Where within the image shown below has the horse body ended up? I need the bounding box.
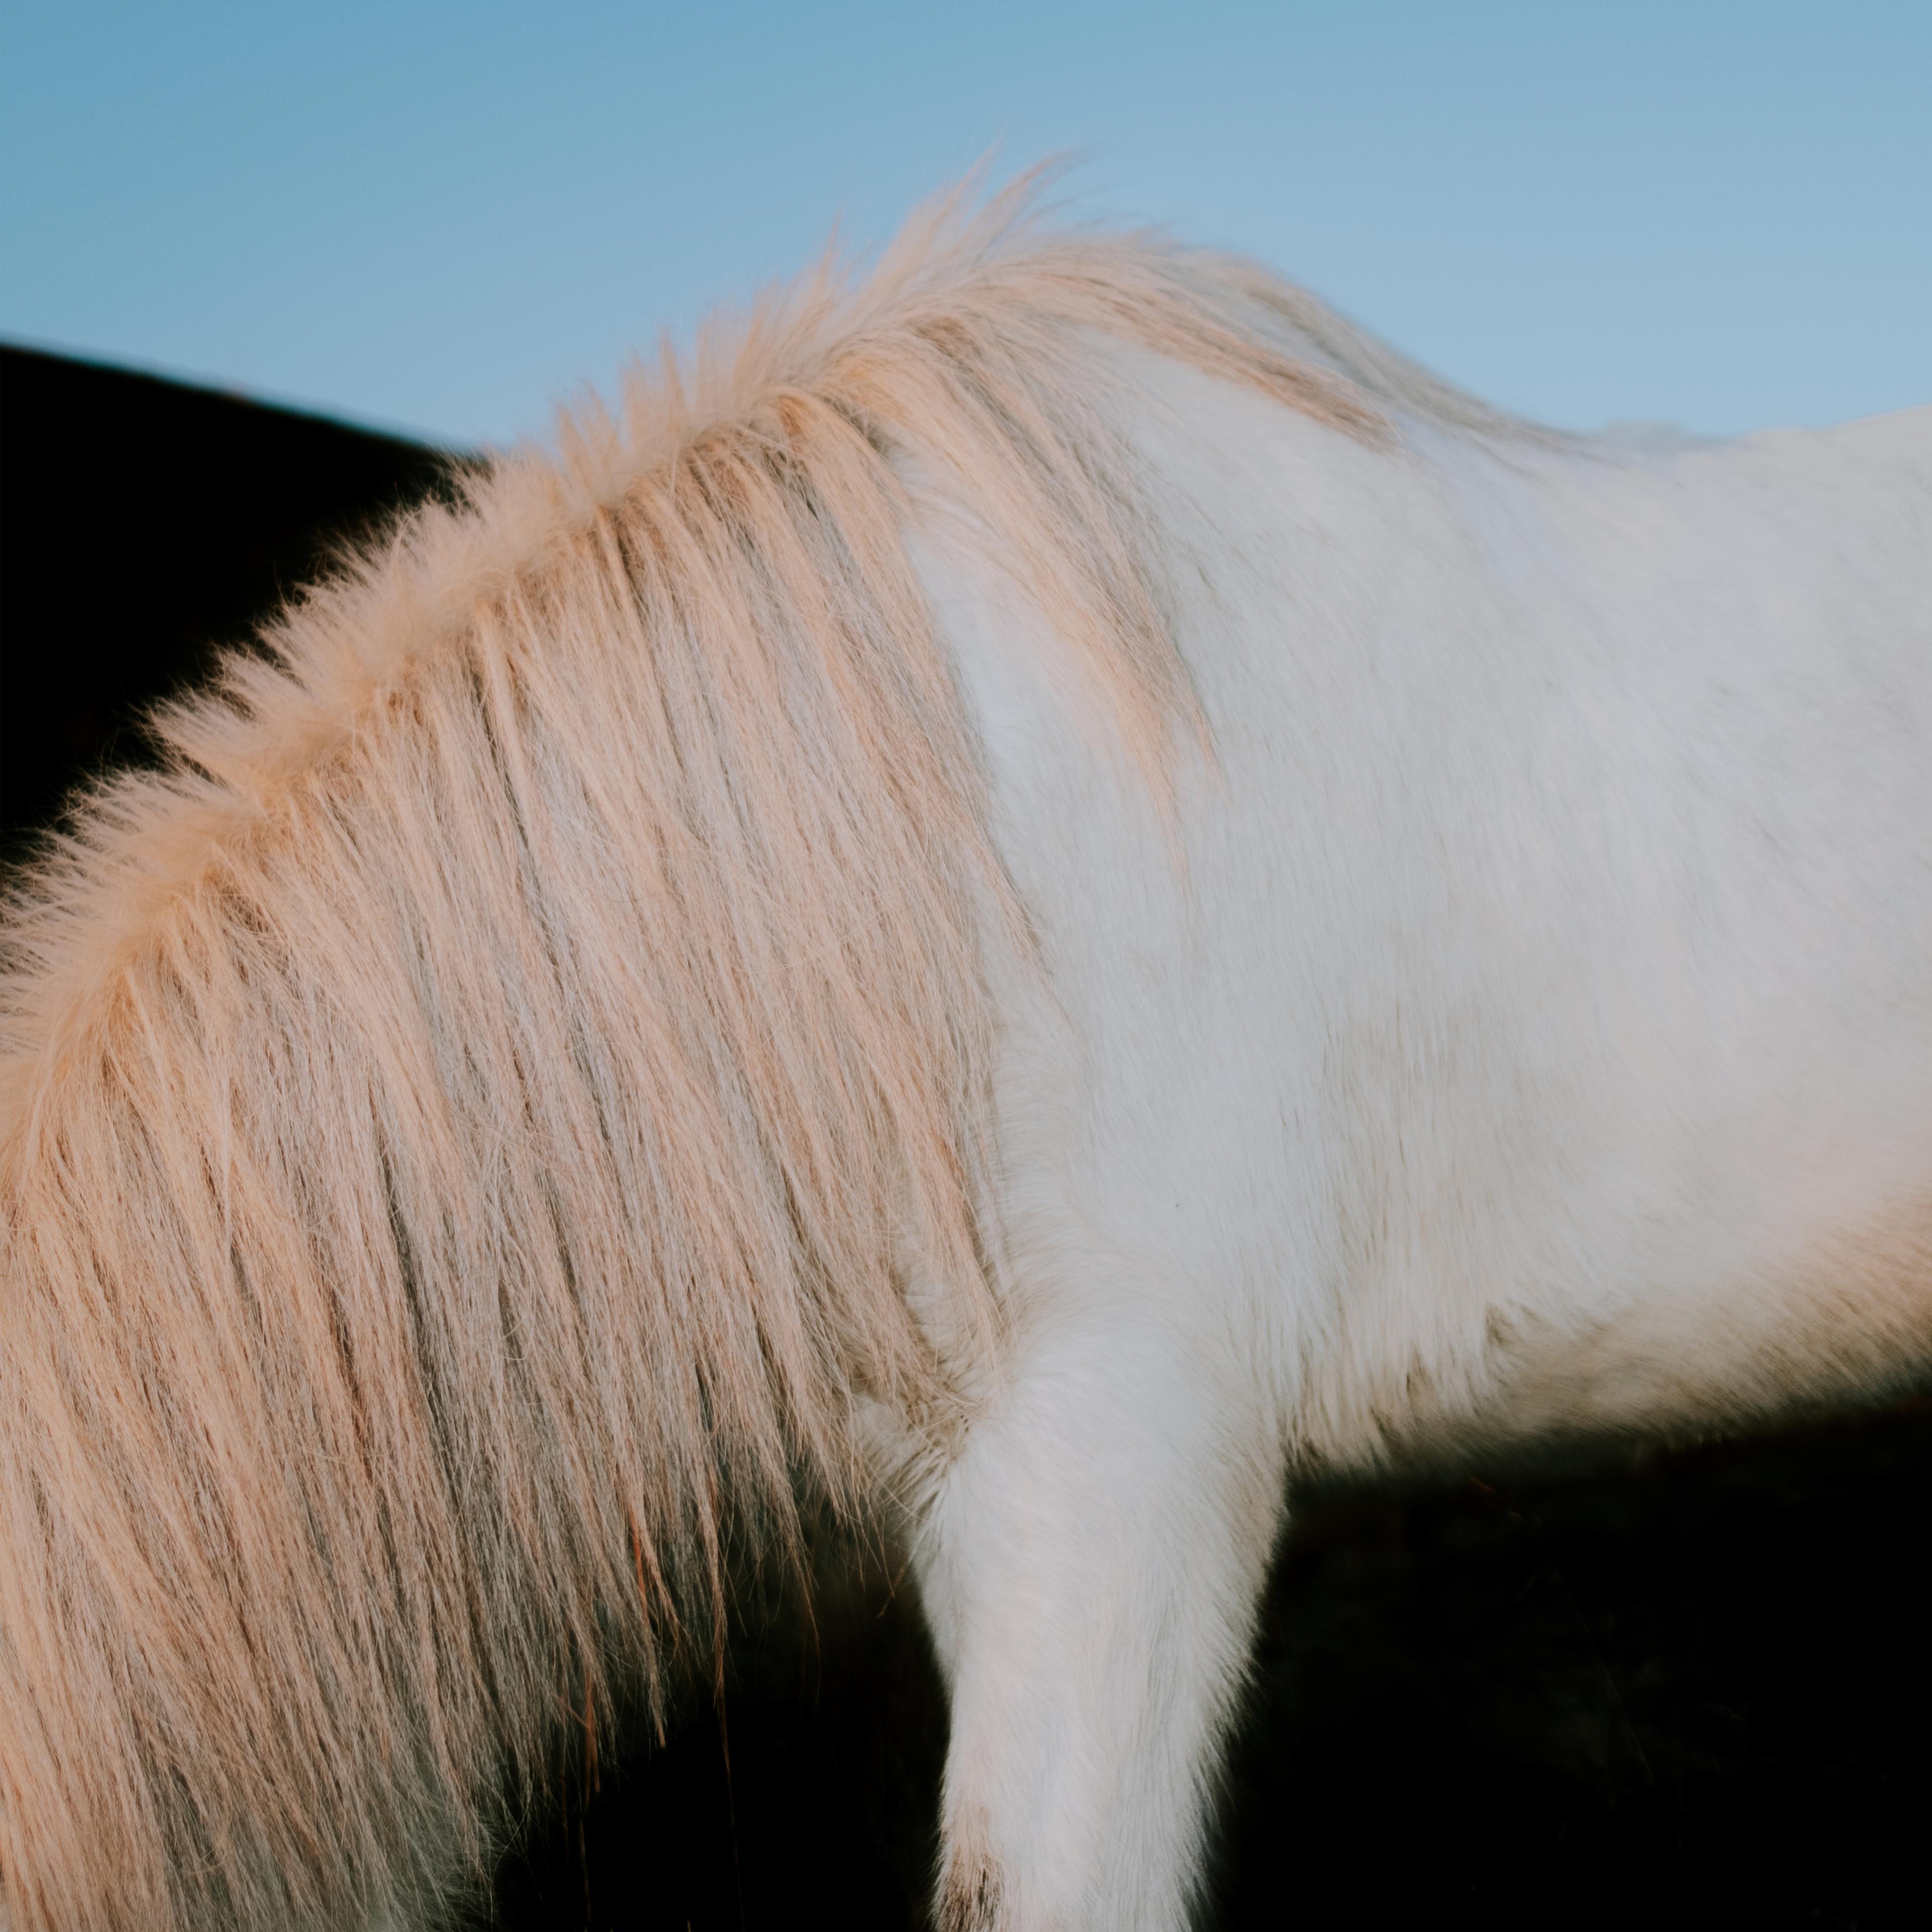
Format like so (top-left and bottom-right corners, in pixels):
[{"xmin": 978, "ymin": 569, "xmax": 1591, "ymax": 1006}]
[
  {"xmin": 2, "ymin": 182, "xmax": 1928, "ymax": 1931},
  {"xmin": 910, "ymin": 373, "xmax": 1932, "ymax": 1925}
]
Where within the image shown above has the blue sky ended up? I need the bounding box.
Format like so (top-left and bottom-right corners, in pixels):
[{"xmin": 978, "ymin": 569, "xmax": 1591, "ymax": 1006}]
[{"xmin": 3, "ymin": 3, "xmax": 1927, "ymax": 449}]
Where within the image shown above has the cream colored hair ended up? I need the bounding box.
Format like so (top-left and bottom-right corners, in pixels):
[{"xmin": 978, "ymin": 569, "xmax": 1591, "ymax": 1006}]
[{"xmin": 0, "ymin": 176, "xmax": 1390, "ymax": 1931}]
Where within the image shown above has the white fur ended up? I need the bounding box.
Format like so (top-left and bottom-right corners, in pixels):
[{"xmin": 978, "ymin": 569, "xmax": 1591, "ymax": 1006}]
[{"xmin": 898, "ymin": 362, "xmax": 1932, "ymax": 1928}]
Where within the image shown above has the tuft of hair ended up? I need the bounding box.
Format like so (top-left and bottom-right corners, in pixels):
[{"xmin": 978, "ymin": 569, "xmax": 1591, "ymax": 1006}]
[{"xmin": 0, "ymin": 171, "xmax": 1388, "ymax": 1931}]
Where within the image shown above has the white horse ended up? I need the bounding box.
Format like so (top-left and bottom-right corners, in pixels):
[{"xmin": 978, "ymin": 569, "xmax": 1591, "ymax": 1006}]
[{"xmin": 2, "ymin": 177, "xmax": 1927, "ymax": 1932}]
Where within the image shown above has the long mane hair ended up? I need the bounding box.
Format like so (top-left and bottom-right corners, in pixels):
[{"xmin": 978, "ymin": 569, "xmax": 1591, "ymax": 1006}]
[{"xmin": 0, "ymin": 175, "xmax": 1394, "ymax": 1930}]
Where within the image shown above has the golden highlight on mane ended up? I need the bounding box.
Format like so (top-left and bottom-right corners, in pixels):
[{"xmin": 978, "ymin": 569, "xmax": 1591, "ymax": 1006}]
[{"xmin": 0, "ymin": 177, "xmax": 1386, "ymax": 1931}]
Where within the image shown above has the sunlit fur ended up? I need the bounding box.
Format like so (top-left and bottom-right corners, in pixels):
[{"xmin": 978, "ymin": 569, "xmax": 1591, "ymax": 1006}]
[
  {"xmin": 7, "ymin": 169, "xmax": 1930, "ymax": 1932},
  {"xmin": 0, "ymin": 178, "xmax": 1399, "ymax": 1931}
]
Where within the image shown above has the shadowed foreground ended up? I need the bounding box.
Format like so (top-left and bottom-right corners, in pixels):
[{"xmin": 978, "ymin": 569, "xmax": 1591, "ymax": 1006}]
[
  {"xmin": 3, "ymin": 348, "xmax": 1926, "ymax": 1932},
  {"xmin": 491, "ymin": 1406, "xmax": 1931, "ymax": 1932}
]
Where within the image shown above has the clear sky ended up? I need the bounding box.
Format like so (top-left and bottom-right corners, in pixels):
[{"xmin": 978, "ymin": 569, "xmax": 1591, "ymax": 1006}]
[{"xmin": 3, "ymin": 2, "xmax": 1927, "ymax": 450}]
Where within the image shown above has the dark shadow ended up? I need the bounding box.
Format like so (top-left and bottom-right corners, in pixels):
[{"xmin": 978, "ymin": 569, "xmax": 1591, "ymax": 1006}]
[
  {"xmin": 1212, "ymin": 1402, "xmax": 1932, "ymax": 1932},
  {"xmin": 0, "ymin": 344, "xmax": 457, "ymax": 869},
  {"xmin": 487, "ymin": 1542, "xmax": 948, "ymax": 1932}
]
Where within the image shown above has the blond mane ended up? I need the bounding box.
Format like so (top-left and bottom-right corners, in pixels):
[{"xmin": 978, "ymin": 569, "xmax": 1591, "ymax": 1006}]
[{"xmin": 0, "ymin": 178, "xmax": 1389, "ymax": 1931}]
